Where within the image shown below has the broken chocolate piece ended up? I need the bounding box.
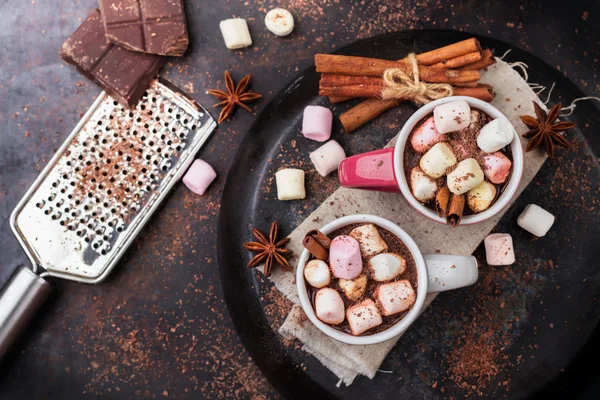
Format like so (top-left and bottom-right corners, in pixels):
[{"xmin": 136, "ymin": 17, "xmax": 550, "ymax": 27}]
[
  {"xmin": 60, "ymin": 9, "xmax": 165, "ymax": 108},
  {"xmin": 98, "ymin": 0, "xmax": 189, "ymax": 56}
]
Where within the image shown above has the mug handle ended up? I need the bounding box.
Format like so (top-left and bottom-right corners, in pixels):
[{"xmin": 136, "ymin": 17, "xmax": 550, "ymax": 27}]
[
  {"xmin": 423, "ymin": 254, "xmax": 478, "ymax": 293},
  {"xmin": 338, "ymin": 148, "xmax": 401, "ymax": 193}
]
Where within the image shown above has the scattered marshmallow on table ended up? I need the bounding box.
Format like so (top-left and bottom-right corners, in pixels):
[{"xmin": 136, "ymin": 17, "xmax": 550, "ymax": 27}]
[
  {"xmin": 275, "ymin": 169, "xmax": 305, "ymax": 200},
  {"xmin": 309, "ymin": 140, "xmax": 346, "ymax": 177},
  {"xmin": 349, "ymin": 223, "xmax": 388, "ymax": 258},
  {"xmin": 182, "ymin": 159, "xmax": 216, "ymax": 195},
  {"xmin": 410, "ymin": 166, "xmax": 439, "ymax": 202},
  {"xmin": 433, "ymin": 100, "xmax": 471, "ymax": 134},
  {"xmin": 302, "ymin": 105, "xmax": 332, "ymax": 142},
  {"xmin": 304, "ymin": 260, "xmax": 331, "ymax": 288},
  {"xmin": 315, "ymin": 288, "xmax": 345, "ymax": 325},
  {"xmin": 484, "ymin": 233, "xmax": 515, "ymax": 266},
  {"xmin": 329, "ymin": 235, "xmax": 363, "ymax": 279},
  {"xmin": 517, "ymin": 204, "xmax": 555, "ymax": 237},
  {"xmin": 483, "ymin": 152, "xmax": 512, "ymax": 184},
  {"xmin": 219, "ymin": 18, "xmax": 252, "ymax": 50},
  {"xmin": 467, "ymin": 181, "xmax": 497, "ymax": 213},
  {"xmin": 338, "ymin": 274, "xmax": 367, "ymax": 302},
  {"xmin": 447, "ymin": 158, "xmax": 484, "ymax": 195},
  {"xmin": 375, "ymin": 280, "xmax": 416, "ymax": 316},
  {"xmin": 410, "ymin": 116, "xmax": 446, "ymax": 153},
  {"xmin": 368, "ymin": 253, "xmax": 406, "ymax": 281},
  {"xmin": 419, "ymin": 142, "xmax": 457, "ymax": 178},
  {"xmin": 265, "ymin": 8, "xmax": 294, "ymax": 36},
  {"xmin": 477, "ymin": 117, "xmax": 516, "ymax": 153},
  {"xmin": 346, "ymin": 299, "xmax": 382, "ymax": 335}
]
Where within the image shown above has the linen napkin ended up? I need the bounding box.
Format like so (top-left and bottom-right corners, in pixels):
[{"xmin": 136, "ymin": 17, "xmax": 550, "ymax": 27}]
[{"xmin": 261, "ymin": 58, "xmax": 547, "ymax": 385}]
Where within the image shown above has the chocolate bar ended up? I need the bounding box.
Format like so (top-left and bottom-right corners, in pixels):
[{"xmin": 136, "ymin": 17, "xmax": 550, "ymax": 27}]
[
  {"xmin": 60, "ymin": 9, "xmax": 165, "ymax": 108},
  {"xmin": 98, "ymin": 0, "xmax": 189, "ymax": 56}
]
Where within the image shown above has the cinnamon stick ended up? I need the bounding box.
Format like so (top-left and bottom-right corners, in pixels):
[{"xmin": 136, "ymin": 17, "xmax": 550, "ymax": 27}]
[
  {"xmin": 305, "ymin": 229, "xmax": 331, "ymax": 249},
  {"xmin": 414, "ymin": 38, "xmax": 481, "ymax": 66},
  {"xmin": 302, "ymin": 236, "xmax": 328, "ymax": 260},
  {"xmin": 314, "ymin": 54, "xmax": 481, "ymax": 83},
  {"xmin": 453, "ymin": 86, "xmax": 494, "ymax": 102},
  {"xmin": 458, "ymin": 49, "xmax": 495, "ymax": 71},
  {"xmin": 435, "ymin": 186, "xmax": 451, "ymax": 218},
  {"xmin": 451, "ymin": 80, "xmax": 479, "ymax": 88},
  {"xmin": 329, "ymin": 96, "xmax": 352, "ymax": 104},
  {"xmin": 429, "ymin": 51, "xmax": 483, "ymax": 69},
  {"xmin": 339, "ymin": 99, "xmax": 399, "ymax": 133},
  {"xmin": 320, "ymin": 74, "xmax": 384, "ymax": 87},
  {"xmin": 320, "ymin": 84, "xmax": 493, "ymax": 102},
  {"xmin": 446, "ymin": 194, "xmax": 466, "ymax": 227}
]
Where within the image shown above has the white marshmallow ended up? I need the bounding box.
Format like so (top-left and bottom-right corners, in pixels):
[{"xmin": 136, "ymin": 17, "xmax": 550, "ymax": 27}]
[
  {"xmin": 265, "ymin": 8, "xmax": 295, "ymax": 36},
  {"xmin": 346, "ymin": 299, "xmax": 382, "ymax": 335},
  {"xmin": 314, "ymin": 288, "xmax": 345, "ymax": 325},
  {"xmin": 219, "ymin": 19, "xmax": 252, "ymax": 50},
  {"xmin": 375, "ymin": 280, "xmax": 416, "ymax": 316},
  {"xmin": 304, "ymin": 260, "xmax": 331, "ymax": 288},
  {"xmin": 368, "ymin": 253, "xmax": 406, "ymax": 281},
  {"xmin": 309, "ymin": 140, "xmax": 346, "ymax": 177},
  {"xmin": 419, "ymin": 142, "xmax": 457, "ymax": 178},
  {"xmin": 433, "ymin": 100, "xmax": 471, "ymax": 134},
  {"xmin": 517, "ymin": 204, "xmax": 555, "ymax": 237},
  {"xmin": 275, "ymin": 169, "xmax": 305, "ymax": 200},
  {"xmin": 409, "ymin": 166, "xmax": 439, "ymax": 202},
  {"xmin": 446, "ymin": 158, "xmax": 484, "ymax": 195},
  {"xmin": 349, "ymin": 224, "xmax": 388, "ymax": 258},
  {"xmin": 484, "ymin": 233, "xmax": 515, "ymax": 266},
  {"xmin": 338, "ymin": 274, "xmax": 367, "ymax": 302},
  {"xmin": 467, "ymin": 180, "xmax": 497, "ymax": 213},
  {"xmin": 477, "ymin": 117, "xmax": 516, "ymax": 153}
]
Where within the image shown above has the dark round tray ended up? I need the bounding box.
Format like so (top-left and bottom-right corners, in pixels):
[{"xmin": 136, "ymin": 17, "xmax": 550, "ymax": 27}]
[{"xmin": 218, "ymin": 30, "xmax": 600, "ymax": 399}]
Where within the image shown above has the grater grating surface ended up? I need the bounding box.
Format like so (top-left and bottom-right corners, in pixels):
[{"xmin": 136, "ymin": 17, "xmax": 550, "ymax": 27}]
[{"xmin": 10, "ymin": 79, "xmax": 216, "ymax": 283}]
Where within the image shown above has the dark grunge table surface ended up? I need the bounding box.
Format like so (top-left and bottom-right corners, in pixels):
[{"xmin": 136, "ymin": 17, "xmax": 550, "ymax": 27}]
[{"xmin": 0, "ymin": 0, "xmax": 598, "ymax": 399}]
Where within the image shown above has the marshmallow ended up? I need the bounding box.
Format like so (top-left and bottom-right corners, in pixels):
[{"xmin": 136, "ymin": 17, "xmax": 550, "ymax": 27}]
[
  {"xmin": 517, "ymin": 204, "xmax": 555, "ymax": 237},
  {"xmin": 368, "ymin": 253, "xmax": 406, "ymax": 281},
  {"xmin": 446, "ymin": 158, "xmax": 484, "ymax": 195},
  {"xmin": 484, "ymin": 233, "xmax": 515, "ymax": 266},
  {"xmin": 410, "ymin": 116, "xmax": 446, "ymax": 153},
  {"xmin": 304, "ymin": 260, "xmax": 331, "ymax": 288},
  {"xmin": 329, "ymin": 235, "xmax": 363, "ymax": 279},
  {"xmin": 315, "ymin": 288, "xmax": 345, "ymax": 325},
  {"xmin": 219, "ymin": 19, "xmax": 252, "ymax": 50},
  {"xmin": 265, "ymin": 8, "xmax": 294, "ymax": 36},
  {"xmin": 375, "ymin": 280, "xmax": 416, "ymax": 316},
  {"xmin": 419, "ymin": 142, "xmax": 457, "ymax": 178},
  {"xmin": 349, "ymin": 224, "xmax": 388, "ymax": 258},
  {"xmin": 302, "ymin": 106, "xmax": 333, "ymax": 142},
  {"xmin": 275, "ymin": 169, "xmax": 305, "ymax": 200},
  {"xmin": 346, "ymin": 299, "xmax": 382, "ymax": 335},
  {"xmin": 309, "ymin": 140, "xmax": 346, "ymax": 177},
  {"xmin": 433, "ymin": 100, "xmax": 471, "ymax": 134},
  {"xmin": 477, "ymin": 117, "xmax": 516, "ymax": 153},
  {"xmin": 338, "ymin": 274, "xmax": 367, "ymax": 302},
  {"xmin": 483, "ymin": 152, "xmax": 512, "ymax": 184},
  {"xmin": 182, "ymin": 159, "xmax": 217, "ymax": 195},
  {"xmin": 409, "ymin": 166, "xmax": 439, "ymax": 202},
  {"xmin": 467, "ymin": 181, "xmax": 497, "ymax": 213}
]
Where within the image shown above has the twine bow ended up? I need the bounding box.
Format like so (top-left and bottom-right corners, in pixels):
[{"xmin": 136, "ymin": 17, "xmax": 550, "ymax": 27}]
[{"xmin": 381, "ymin": 53, "xmax": 454, "ymax": 105}]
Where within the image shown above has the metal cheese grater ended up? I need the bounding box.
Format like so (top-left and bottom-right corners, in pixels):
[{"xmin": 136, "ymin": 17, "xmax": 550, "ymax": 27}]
[{"xmin": 0, "ymin": 79, "xmax": 216, "ymax": 358}]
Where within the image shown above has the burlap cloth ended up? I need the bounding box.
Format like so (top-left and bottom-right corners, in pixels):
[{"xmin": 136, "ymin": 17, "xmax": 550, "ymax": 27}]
[{"xmin": 259, "ymin": 58, "xmax": 547, "ymax": 385}]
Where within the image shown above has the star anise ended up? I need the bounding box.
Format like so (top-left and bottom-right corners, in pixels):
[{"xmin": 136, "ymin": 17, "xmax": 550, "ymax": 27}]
[
  {"xmin": 520, "ymin": 102, "xmax": 576, "ymax": 157},
  {"xmin": 243, "ymin": 221, "xmax": 292, "ymax": 277},
  {"xmin": 208, "ymin": 71, "xmax": 262, "ymax": 124}
]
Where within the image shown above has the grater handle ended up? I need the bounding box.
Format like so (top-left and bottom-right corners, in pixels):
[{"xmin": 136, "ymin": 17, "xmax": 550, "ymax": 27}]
[{"xmin": 0, "ymin": 266, "xmax": 52, "ymax": 360}]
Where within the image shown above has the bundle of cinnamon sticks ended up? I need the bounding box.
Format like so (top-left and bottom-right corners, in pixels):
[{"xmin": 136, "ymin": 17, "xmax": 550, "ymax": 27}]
[{"xmin": 314, "ymin": 38, "xmax": 496, "ymax": 133}]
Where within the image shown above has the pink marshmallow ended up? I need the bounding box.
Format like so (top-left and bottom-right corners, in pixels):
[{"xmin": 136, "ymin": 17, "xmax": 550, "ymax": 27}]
[
  {"xmin": 182, "ymin": 159, "xmax": 217, "ymax": 195},
  {"xmin": 483, "ymin": 152, "xmax": 512, "ymax": 184},
  {"xmin": 484, "ymin": 233, "xmax": 515, "ymax": 266},
  {"xmin": 329, "ymin": 235, "xmax": 363, "ymax": 279},
  {"xmin": 309, "ymin": 140, "xmax": 346, "ymax": 177},
  {"xmin": 302, "ymin": 105, "xmax": 332, "ymax": 142},
  {"xmin": 410, "ymin": 116, "xmax": 446, "ymax": 153}
]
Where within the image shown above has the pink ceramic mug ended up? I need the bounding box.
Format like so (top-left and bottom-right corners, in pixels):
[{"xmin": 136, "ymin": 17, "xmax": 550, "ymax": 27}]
[{"xmin": 338, "ymin": 96, "xmax": 524, "ymax": 225}]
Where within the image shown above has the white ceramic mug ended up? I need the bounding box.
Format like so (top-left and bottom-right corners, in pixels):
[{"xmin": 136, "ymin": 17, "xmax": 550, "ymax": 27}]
[
  {"xmin": 296, "ymin": 214, "xmax": 478, "ymax": 345},
  {"xmin": 338, "ymin": 96, "xmax": 524, "ymax": 225}
]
